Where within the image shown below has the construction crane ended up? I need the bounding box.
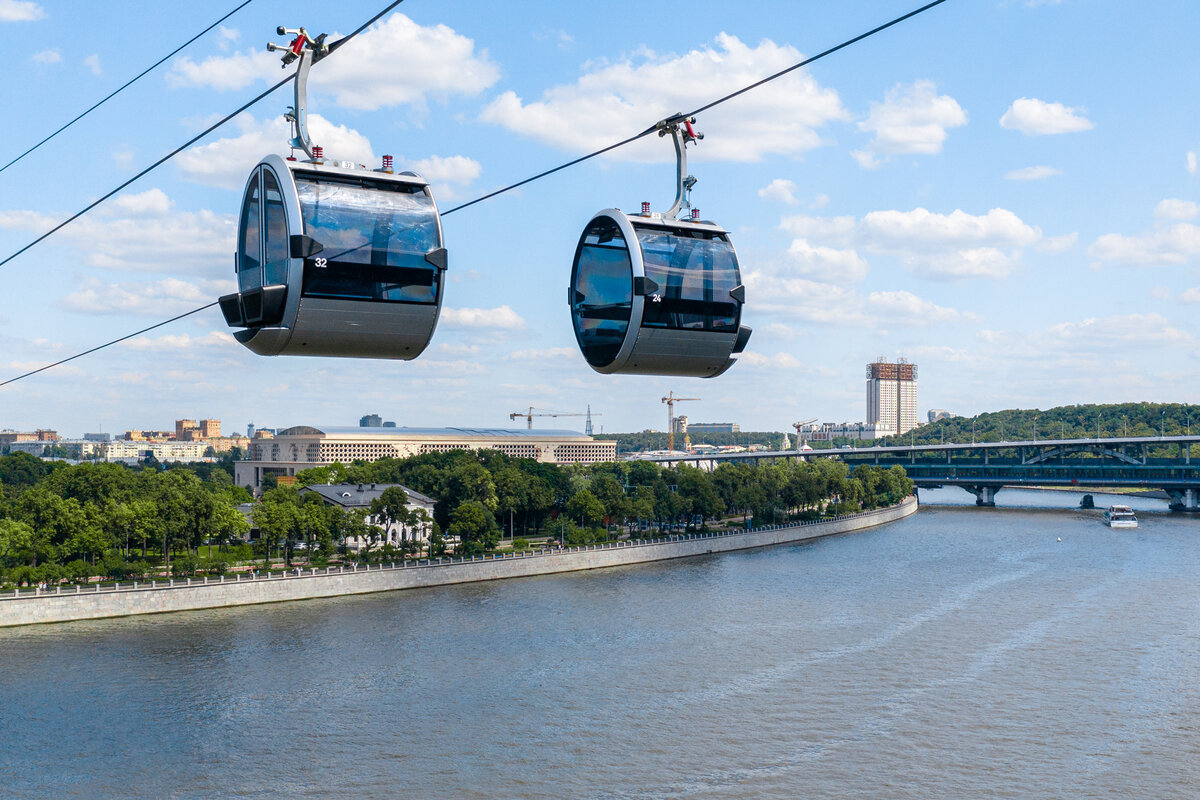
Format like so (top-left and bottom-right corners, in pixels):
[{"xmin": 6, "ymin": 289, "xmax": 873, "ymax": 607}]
[
  {"xmin": 792, "ymin": 418, "xmax": 818, "ymax": 449},
  {"xmin": 508, "ymin": 407, "xmax": 600, "ymax": 430},
  {"xmin": 661, "ymin": 391, "xmax": 700, "ymax": 452}
]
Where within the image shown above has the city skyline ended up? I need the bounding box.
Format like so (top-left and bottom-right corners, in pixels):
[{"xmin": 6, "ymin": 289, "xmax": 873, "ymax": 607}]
[{"xmin": 2, "ymin": 1, "xmax": 1200, "ymax": 433}]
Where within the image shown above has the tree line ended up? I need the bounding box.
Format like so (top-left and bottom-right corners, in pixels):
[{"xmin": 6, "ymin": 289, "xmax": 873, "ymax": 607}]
[{"xmin": 0, "ymin": 448, "xmax": 913, "ymax": 588}]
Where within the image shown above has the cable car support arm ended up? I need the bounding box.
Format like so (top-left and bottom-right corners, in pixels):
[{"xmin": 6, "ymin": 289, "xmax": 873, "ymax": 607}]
[{"xmin": 268, "ymin": 26, "xmax": 329, "ymax": 159}]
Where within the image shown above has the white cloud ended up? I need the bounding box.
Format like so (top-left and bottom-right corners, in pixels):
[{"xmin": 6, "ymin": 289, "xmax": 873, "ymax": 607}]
[
  {"xmin": 439, "ymin": 305, "xmax": 526, "ymax": 330},
  {"xmin": 1047, "ymin": 313, "xmax": 1193, "ymax": 347},
  {"xmin": 1005, "ymin": 165, "xmax": 1061, "ymax": 181},
  {"xmin": 60, "ymin": 277, "xmax": 233, "ymax": 316},
  {"xmin": 739, "ymin": 351, "xmax": 804, "ymax": 370},
  {"xmin": 909, "ymin": 247, "xmax": 1014, "ymax": 279},
  {"xmin": 0, "ymin": 190, "xmax": 234, "ymax": 275},
  {"xmin": 168, "ymin": 14, "xmax": 499, "ymax": 111},
  {"xmin": 1155, "ymin": 198, "xmax": 1200, "ymax": 221},
  {"xmin": 507, "ymin": 347, "xmax": 575, "ymax": 361},
  {"xmin": 0, "ymin": 0, "xmax": 42, "ymax": 21},
  {"xmin": 410, "ymin": 155, "xmax": 481, "ymax": 186},
  {"xmin": 1179, "ymin": 287, "xmax": 1200, "ymax": 304},
  {"xmin": 1189, "ymin": 152, "xmax": 1198, "ymax": 175},
  {"xmin": 123, "ymin": 331, "xmax": 239, "ymax": 351},
  {"xmin": 111, "ymin": 188, "xmax": 172, "ymax": 217},
  {"xmin": 481, "ymin": 32, "xmax": 848, "ymax": 163},
  {"xmin": 1089, "ymin": 223, "xmax": 1200, "ymax": 267},
  {"xmin": 858, "ymin": 207, "xmax": 1040, "ymax": 250},
  {"xmin": 854, "ymin": 80, "xmax": 966, "ymax": 167},
  {"xmin": 82, "ymin": 53, "xmax": 101, "ymax": 76},
  {"xmin": 786, "ymin": 239, "xmax": 869, "ymax": 283},
  {"xmin": 865, "ymin": 290, "xmax": 979, "ymax": 323},
  {"xmin": 31, "ymin": 48, "xmax": 59, "ymax": 64},
  {"xmin": 780, "ymin": 207, "xmax": 1043, "ymax": 280},
  {"xmin": 174, "ymin": 113, "xmax": 375, "ymax": 189},
  {"xmin": 1000, "ymin": 97, "xmax": 1093, "ymax": 135},
  {"xmin": 743, "ymin": 270, "xmax": 976, "ymax": 327},
  {"xmin": 758, "ymin": 179, "xmax": 799, "ymax": 205},
  {"xmin": 741, "ymin": 273, "xmax": 864, "ymax": 323},
  {"xmin": 168, "ymin": 48, "xmax": 276, "ymax": 91}
]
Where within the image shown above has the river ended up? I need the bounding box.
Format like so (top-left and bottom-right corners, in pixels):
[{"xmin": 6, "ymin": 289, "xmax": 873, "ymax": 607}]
[{"xmin": 2, "ymin": 493, "xmax": 1199, "ymax": 798}]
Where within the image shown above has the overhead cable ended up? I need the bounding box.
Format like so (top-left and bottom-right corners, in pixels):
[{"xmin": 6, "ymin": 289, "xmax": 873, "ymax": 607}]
[
  {"xmin": 445, "ymin": 0, "xmax": 947, "ymax": 216},
  {"xmin": 0, "ymin": 0, "xmax": 256, "ymax": 177},
  {"xmin": 0, "ymin": 0, "xmax": 408, "ymax": 272},
  {"xmin": 0, "ymin": 303, "xmax": 217, "ymax": 388},
  {"xmin": 0, "ymin": 0, "xmax": 945, "ymax": 388}
]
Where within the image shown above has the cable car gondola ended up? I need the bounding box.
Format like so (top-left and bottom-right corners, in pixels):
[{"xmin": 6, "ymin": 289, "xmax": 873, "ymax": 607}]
[
  {"xmin": 568, "ymin": 116, "xmax": 751, "ymax": 377},
  {"xmin": 219, "ymin": 27, "xmax": 447, "ymax": 359}
]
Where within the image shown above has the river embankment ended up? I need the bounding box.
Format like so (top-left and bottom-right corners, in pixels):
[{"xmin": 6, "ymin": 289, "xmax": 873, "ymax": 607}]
[{"xmin": 0, "ymin": 496, "xmax": 917, "ymax": 627}]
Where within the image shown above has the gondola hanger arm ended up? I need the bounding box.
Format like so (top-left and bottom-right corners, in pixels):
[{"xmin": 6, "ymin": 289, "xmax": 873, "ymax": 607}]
[
  {"xmin": 267, "ymin": 25, "xmax": 330, "ymax": 159},
  {"xmin": 653, "ymin": 114, "xmax": 703, "ymax": 219}
]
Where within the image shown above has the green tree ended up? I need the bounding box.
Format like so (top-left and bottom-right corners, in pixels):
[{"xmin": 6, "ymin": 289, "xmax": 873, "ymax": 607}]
[
  {"xmin": 448, "ymin": 500, "xmax": 499, "ymax": 556},
  {"xmin": 590, "ymin": 474, "xmax": 628, "ymax": 526},
  {"xmin": 211, "ymin": 499, "xmax": 251, "ymax": 557},
  {"xmin": 0, "ymin": 518, "xmax": 34, "ymax": 568},
  {"xmin": 566, "ymin": 489, "xmax": 606, "ymax": 530}
]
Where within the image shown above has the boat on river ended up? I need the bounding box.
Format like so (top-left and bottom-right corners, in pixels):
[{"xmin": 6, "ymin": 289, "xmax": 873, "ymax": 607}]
[{"xmin": 1103, "ymin": 505, "xmax": 1138, "ymax": 528}]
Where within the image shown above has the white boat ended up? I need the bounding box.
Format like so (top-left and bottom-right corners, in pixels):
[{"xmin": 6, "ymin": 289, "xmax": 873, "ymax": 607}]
[{"xmin": 1103, "ymin": 505, "xmax": 1138, "ymax": 528}]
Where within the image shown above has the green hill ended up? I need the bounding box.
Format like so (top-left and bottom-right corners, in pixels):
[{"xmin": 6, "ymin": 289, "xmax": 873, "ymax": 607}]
[{"xmin": 885, "ymin": 402, "xmax": 1196, "ymax": 446}]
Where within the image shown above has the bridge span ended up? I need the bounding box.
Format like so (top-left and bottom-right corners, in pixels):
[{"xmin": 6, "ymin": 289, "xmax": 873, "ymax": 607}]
[{"xmin": 641, "ymin": 435, "xmax": 1200, "ymax": 510}]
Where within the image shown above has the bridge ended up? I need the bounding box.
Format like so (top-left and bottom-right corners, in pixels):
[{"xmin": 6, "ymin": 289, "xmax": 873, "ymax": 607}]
[{"xmin": 641, "ymin": 435, "xmax": 1200, "ymax": 510}]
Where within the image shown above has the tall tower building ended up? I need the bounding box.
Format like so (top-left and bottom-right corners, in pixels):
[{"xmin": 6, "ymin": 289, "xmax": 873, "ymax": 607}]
[{"xmin": 866, "ymin": 358, "xmax": 918, "ymax": 436}]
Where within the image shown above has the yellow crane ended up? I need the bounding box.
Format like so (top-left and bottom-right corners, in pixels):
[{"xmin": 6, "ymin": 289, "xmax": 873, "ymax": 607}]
[
  {"xmin": 508, "ymin": 407, "xmax": 599, "ymax": 430},
  {"xmin": 661, "ymin": 391, "xmax": 700, "ymax": 452}
]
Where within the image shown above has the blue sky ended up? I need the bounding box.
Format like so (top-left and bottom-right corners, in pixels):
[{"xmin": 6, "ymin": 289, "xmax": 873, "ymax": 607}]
[{"xmin": 2, "ymin": 0, "xmax": 1199, "ymax": 437}]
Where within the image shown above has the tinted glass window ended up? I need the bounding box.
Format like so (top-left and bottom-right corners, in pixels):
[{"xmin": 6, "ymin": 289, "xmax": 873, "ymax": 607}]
[
  {"xmin": 237, "ymin": 174, "xmax": 261, "ymax": 292},
  {"xmin": 636, "ymin": 226, "xmax": 740, "ymax": 332},
  {"xmin": 571, "ymin": 217, "xmax": 632, "ymax": 367},
  {"xmin": 295, "ymin": 174, "xmax": 440, "ymax": 304},
  {"xmin": 262, "ymin": 169, "xmax": 289, "ymax": 286}
]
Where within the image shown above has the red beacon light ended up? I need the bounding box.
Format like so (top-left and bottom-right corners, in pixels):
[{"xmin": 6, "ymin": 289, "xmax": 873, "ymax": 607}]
[
  {"xmin": 381, "ymin": 154, "xmax": 394, "ymax": 174},
  {"xmin": 691, "ymin": 208, "xmax": 700, "ymax": 220},
  {"xmin": 641, "ymin": 201, "xmax": 651, "ymax": 215}
]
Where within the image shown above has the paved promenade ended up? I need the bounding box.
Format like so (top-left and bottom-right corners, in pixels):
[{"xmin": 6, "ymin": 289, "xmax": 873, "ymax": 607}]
[{"xmin": 0, "ymin": 497, "xmax": 917, "ymax": 627}]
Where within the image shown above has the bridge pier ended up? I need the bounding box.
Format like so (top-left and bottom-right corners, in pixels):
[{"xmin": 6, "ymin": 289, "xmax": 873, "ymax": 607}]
[
  {"xmin": 1167, "ymin": 488, "xmax": 1200, "ymax": 512},
  {"xmin": 967, "ymin": 485, "xmax": 1001, "ymax": 507}
]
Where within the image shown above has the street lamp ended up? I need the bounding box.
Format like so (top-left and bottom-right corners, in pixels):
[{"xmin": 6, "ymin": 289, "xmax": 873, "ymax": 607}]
[
  {"xmin": 1161, "ymin": 411, "xmax": 1166, "ymax": 438},
  {"xmin": 1034, "ymin": 416, "xmax": 1038, "ymax": 442},
  {"xmin": 972, "ymin": 417, "xmax": 976, "ymax": 444},
  {"xmin": 1097, "ymin": 416, "xmax": 1102, "ymax": 439}
]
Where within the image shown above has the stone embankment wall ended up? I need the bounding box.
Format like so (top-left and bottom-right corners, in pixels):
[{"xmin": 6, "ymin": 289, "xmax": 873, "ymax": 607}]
[{"xmin": 0, "ymin": 497, "xmax": 917, "ymax": 628}]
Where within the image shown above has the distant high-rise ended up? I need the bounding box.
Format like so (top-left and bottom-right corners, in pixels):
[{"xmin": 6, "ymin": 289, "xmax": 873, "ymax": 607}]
[
  {"xmin": 360, "ymin": 414, "xmax": 383, "ymax": 428},
  {"xmin": 866, "ymin": 358, "xmax": 918, "ymax": 436}
]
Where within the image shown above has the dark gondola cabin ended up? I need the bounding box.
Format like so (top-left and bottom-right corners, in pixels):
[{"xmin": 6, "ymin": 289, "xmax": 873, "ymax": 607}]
[
  {"xmin": 220, "ymin": 153, "xmax": 447, "ymax": 358},
  {"xmin": 569, "ymin": 208, "xmax": 750, "ymax": 377}
]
